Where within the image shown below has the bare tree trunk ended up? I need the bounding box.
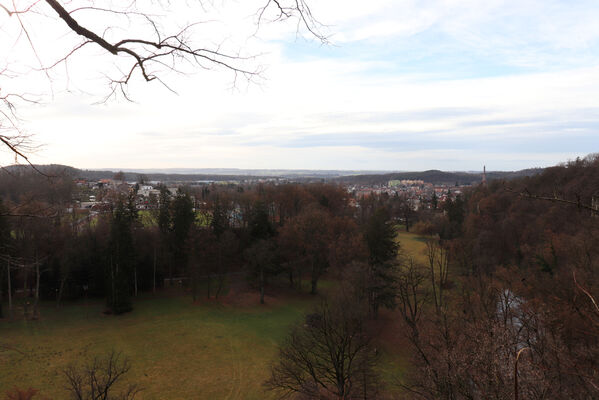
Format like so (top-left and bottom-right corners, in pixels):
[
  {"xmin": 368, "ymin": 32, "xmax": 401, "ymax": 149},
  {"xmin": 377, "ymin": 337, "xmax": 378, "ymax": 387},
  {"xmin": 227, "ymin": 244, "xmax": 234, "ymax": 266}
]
[
  {"xmin": 7, "ymin": 257, "xmax": 12, "ymax": 319},
  {"xmin": 153, "ymin": 247, "xmax": 156, "ymax": 294},
  {"xmin": 134, "ymin": 267, "xmax": 138, "ymax": 297},
  {"xmin": 33, "ymin": 259, "xmax": 40, "ymax": 319},
  {"xmin": 215, "ymin": 246, "xmax": 222, "ymax": 299},
  {"xmin": 0, "ymin": 264, "xmax": 3, "ymax": 319},
  {"xmin": 310, "ymin": 259, "xmax": 318, "ymax": 295},
  {"xmin": 23, "ymin": 266, "xmax": 28, "ymax": 298},
  {"xmin": 84, "ymin": 285, "xmax": 89, "ymax": 319},
  {"xmin": 56, "ymin": 276, "xmax": 66, "ymax": 308},
  {"xmin": 215, "ymin": 274, "xmax": 224, "ymax": 299},
  {"xmin": 115, "ymin": 261, "xmax": 119, "ymax": 308},
  {"xmin": 110, "ymin": 257, "xmax": 116, "ymax": 311},
  {"xmin": 514, "ymin": 348, "xmax": 529, "ymax": 400},
  {"xmin": 260, "ymin": 267, "xmax": 265, "ymax": 304},
  {"xmin": 192, "ymin": 271, "xmax": 197, "ymax": 302},
  {"xmin": 436, "ymin": 245, "xmax": 449, "ymax": 311},
  {"xmin": 427, "ymin": 240, "xmax": 440, "ymax": 314},
  {"xmin": 368, "ymin": 263, "xmax": 380, "ymax": 319},
  {"xmin": 205, "ymin": 274, "xmax": 210, "ymax": 299}
]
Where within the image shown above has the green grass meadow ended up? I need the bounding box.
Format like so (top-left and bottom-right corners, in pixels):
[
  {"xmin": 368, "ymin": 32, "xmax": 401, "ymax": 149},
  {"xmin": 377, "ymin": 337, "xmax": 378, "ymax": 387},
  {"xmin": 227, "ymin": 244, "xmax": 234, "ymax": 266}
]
[
  {"xmin": 1, "ymin": 294, "xmax": 316, "ymax": 399},
  {"xmin": 397, "ymin": 230, "xmax": 429, "ymax": 264},
  {"xmin": 1, "ymin": 291, "xmax": 408, "ymax": 399}
]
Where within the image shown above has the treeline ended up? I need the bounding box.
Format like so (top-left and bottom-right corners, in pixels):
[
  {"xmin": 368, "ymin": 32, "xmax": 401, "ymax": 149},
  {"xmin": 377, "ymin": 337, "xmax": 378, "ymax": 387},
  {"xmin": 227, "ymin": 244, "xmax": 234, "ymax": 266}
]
[{"xmin": 0, "ymin": 176, "xmax": 410, "ymax": 318}]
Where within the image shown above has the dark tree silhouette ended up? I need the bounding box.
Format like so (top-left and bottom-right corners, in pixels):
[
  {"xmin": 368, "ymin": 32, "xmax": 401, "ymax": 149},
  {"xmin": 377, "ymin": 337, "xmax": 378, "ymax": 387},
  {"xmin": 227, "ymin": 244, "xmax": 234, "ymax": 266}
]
[
  {"xmin": 107, "ymin": 195, "xmax": 137, "ymax": 314},
  {"xmin": 266, "ymin": 297, "xmax": 379, "ymax": 399},
  {"xmin": 244, "ymin": 238, "xmax": 277, "ymax": 304},
  {"xmin": 170, "ymin": 189, "xmax": 195, "ymax": 276},
  {"xmin": 364, "ymin": 207, "xmax": 398, "ymax": 317}
]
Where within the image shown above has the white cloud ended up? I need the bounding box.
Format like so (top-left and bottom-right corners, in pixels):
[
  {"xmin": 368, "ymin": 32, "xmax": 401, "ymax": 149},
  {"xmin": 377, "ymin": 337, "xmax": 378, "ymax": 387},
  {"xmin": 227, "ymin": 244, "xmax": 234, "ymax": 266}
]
[
  {"xmin": 318, "ymin": 0, "xmax": 599, "ymax": 68},
  {"xmin": 2, "ymin": 0, "xmax": 599, "ymax": 170}
]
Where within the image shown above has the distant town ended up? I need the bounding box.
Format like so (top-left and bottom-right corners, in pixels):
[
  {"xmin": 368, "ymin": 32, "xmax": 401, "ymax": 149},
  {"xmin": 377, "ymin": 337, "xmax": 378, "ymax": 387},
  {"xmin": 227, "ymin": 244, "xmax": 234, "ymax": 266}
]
[{"xmin": 72, "ymin": 169, "xmax": 483, "ymax": 213}]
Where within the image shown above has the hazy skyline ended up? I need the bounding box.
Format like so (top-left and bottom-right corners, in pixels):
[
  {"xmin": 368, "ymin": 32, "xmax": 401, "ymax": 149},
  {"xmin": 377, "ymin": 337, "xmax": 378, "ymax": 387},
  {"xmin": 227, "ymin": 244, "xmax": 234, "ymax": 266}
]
[{"xmin": 3, "ymin": 0, "xmax": 598, "ymax": 170}]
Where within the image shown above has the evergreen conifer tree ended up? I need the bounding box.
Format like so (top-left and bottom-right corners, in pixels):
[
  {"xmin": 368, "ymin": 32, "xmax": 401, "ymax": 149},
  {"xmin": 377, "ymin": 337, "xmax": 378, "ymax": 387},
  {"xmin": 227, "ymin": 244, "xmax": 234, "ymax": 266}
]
[
  {"xmin": 107, "ymin": 195, "xmax": 137, "ymax": 314},
  {"xmin": 364, "ymin": 207, "xmax": 399, "ymax": 317}
]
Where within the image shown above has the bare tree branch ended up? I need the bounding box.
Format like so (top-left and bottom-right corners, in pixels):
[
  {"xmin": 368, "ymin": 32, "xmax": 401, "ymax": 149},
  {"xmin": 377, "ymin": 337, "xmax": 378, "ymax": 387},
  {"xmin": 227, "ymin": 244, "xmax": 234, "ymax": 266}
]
[
  {"xmin": 504, "ymin": 184, "xmax": 597, "ymax": 213},
  {"xmin": 573, "ymin": 271, "xmax": 599, "ymax": 315},
  {"xmin": 0, "ymin": 0, "xmax": 327, "ymax": 164}
]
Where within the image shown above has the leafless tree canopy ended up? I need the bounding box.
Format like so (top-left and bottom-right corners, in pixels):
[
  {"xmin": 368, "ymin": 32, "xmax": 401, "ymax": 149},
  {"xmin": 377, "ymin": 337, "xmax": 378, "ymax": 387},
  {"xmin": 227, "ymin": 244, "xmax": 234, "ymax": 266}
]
[
  {"xmin": 63, "ymin": 350, "xmax": 139, "ymax": 400},
  {"xmin": 265, "ymin": 297, "xmax": 379, "ymax": 399},
  {"xmin": 0, "ymin": 0, "xmax": 325, "ymax": 164}
]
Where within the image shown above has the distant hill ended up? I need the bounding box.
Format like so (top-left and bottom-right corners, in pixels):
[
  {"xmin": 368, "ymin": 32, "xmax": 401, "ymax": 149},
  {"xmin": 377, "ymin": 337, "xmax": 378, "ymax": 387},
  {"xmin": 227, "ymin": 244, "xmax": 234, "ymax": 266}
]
[
  {"xmin": 2, "ymin": 164, "xmax": 81, "ymax": 178},
  {"xmin": 2, "ymin": 164, "xmax": 543, "ymax": 185},
  {"xmin": 2, "ymin": 165, "xmax": 278, "ymax": 182},
  {"xmin": 334, "ymin": 168, "xmax": 543, "ymax": 186},
  {"xmin": 99, "ymin": 167, "xmax": 390, "ymax": 178}
]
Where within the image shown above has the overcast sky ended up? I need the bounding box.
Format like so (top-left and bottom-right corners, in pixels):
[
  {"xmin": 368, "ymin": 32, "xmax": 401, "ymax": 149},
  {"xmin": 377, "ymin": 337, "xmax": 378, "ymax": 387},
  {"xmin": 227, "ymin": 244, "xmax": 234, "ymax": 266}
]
[{"xmin": 2, "ymin": 0, "xmax": 598, "ymax": 171}]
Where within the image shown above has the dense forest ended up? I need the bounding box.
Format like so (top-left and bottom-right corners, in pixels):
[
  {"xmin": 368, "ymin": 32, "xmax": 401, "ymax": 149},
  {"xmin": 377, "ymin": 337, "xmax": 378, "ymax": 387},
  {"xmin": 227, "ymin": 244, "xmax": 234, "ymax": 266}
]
[
  {"xmin": 1, "ymin": 155, "xmax": 598, "ymax": 399},
  {"xmin": 0, "ymin": 174, "xmax": 372, "ymax": 314},
  {"xmin": 399, "ymin": 154, "xmax": 599, "ymax": 399}
]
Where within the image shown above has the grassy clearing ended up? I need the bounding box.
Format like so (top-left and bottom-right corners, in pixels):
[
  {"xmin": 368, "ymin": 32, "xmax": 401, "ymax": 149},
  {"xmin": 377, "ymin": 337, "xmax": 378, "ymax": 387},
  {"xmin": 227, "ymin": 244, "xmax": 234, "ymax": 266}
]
[
  {"xmin": 138, "ymin": 210, "xmax": 156, "ymax": 228},
  {"xmin": 1, "ymin": 287, "xmax": 406, "ymax": 399},
  {"xmin": 396, "ymin": 230, "xmax": 429, "ymax": 264},
  {"xmin": 137, "ymin": 210, "xmax": 211, "ymax": 228},
  {"xmin": 0, "ymin": 294, "xmax": 316, "ymax": 400},
  {"xmin": 377, "ymin": 345, "xmax": 408, "ymax": 397}
]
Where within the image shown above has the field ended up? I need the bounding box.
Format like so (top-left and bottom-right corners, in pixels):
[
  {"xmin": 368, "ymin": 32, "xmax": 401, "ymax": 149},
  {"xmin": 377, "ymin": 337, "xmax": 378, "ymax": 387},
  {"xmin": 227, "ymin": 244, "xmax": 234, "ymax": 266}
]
[
  {"xmin": 0, "ymin": 292, "xmax": 318, "ymax": 399},
  {"xmin": 0, "ymin": 291, "xmax": 406, "ymax": 399},
  {"xmin": 397, "ymin": 230, "xmax": 429, "ymax": 264}
]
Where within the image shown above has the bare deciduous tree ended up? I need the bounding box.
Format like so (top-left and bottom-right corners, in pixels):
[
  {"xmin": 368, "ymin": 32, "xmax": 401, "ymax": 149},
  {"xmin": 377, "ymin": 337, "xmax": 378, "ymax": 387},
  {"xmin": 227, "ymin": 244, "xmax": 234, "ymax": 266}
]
[
  {"xmin": 64, "ymin": 350, "xmax": 139, "ymax": 400},
  {"xmin": 396, "ymin": 257, "xmax": 428, "ymax": 333},
  {"xmin": 425, "ymin": 239, "xmax": 449, "ymax": 314},
  {"xmin": 265, "ymin": 296, "xmax": 379, "ymax": 399}
]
